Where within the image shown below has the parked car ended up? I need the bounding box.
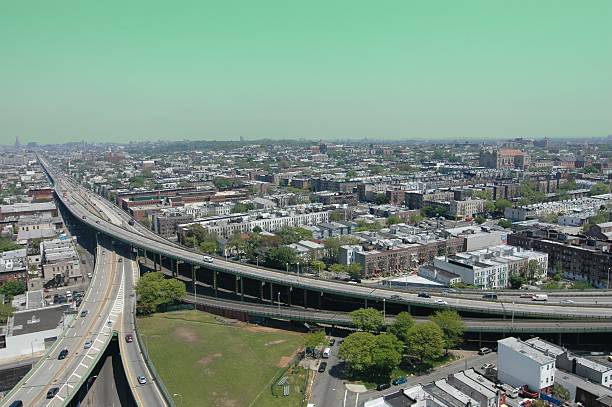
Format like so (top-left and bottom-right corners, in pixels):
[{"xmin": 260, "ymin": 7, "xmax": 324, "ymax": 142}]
[
  {"xmin": 329, "ymin": 338, "xmax": 336, "ymax": 346},
  {"xmin": 58, "ymin": 349, "xmax": 69, "ymax": 360},
  {"xmin": 137, "ymin": 375, "xmax": 147, "ymax": 385},
  {"xmin": 125, "ymin": 334, "xmax": 134, "ymax": 343},
  {"xmin": 318, "ymin": 362, "xmax": 328, "ymax": 373},
  {"xmin": 478, "ymin": 347, "xmax": 492, "ymax": 355},
  {"xmin": 376, "ymin": 383, "xmax": 391, "ymax": 391},
  {"xmin": 418, "ymin": 292, "xmax": 430, "ymax": 298},
  {"xmin": 46, "ymin": 387, "xmax": 59, "ymax": 399},
  {"xmin": 8, "ymin": 400, "xmax": 23, "ymax": 407},
  {"xmin": 392, "ymin": 377, "xmax": 407, "ymax": 386}
]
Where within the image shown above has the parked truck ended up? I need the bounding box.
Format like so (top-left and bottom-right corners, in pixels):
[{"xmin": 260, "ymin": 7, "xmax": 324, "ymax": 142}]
[{"xmin": 531, "ymin": 294, "xmax": 548, "ymax": 301}]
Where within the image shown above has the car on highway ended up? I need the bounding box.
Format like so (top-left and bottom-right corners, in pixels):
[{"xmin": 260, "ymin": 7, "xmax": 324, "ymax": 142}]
[
  {"xmin": 80, "ymin": 309, "xmax": 89, "ymax": 317},
  {"xmin": 318, "ymin": 361, "xmax": 328, "ymax": 373},
  {"xmin": 376, "ymin": 383, "xmax": 391, "ymax": 391},
  {"xmin": 482, "ymin": 293, "xmax": 498, "ymax": 300},
  {"xmin": 125, "ymin": 334, "xmax": 134, "ymax": 343},
  {"xmin": 46, "ymin": 387, "xmax": 59, "ymax": 399},
  {"xmin": 434, "ymin": 299, "xmax": 448, "ymax": 305},
  {"xmin": 203, "ymin": 256, "xmax": 214, "ymax": 263},
  {"xmin": 8, "ymin": 400, "xmax": 23, "ymax": 407},
  {"xmin": 58, "ymin": 349, "xmax": 69, "ymax": 360},
  {"xmin": 84, "ymin": 340, "xmax": 93, "ymax": 349},
  {"xmin": 519, "ymin": 293, "xmax": 532, "ymax": 298},
  {"xmin": 137, "ymin": 375, "xmax": 147, "ymax": 385},
  {"xmin": 417, "ymin": 292, "xmax": 430, "ymax": 298},
  {"xmin": 392, "ymin": 376, "xmax": 407, "ymax": 386},
  {"xmin": 561, "ymin": 299, "xmax": 575, "ymax": 304}
]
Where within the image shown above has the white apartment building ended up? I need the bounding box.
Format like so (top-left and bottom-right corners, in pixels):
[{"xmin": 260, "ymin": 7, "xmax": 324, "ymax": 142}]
[
  {"xmin": 498, "ymin": 337, "xmax": 555, "ymax": 392},
  {"xmin": 432, "ymin": 245, "xmax": 548, "ymax": 289},
  {"xmin": 179, "ymin": 210, "xmax": 330, "ymax": 239}
]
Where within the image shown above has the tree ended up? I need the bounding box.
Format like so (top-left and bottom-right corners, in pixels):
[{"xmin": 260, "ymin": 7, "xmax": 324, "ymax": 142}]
[
  {"xmin": 346, "ymin": 169, "xmax": 358, "ymax": 178},
  {"xmin": 252, "ymin": 225, "xmax": 263, "ymax": 233},
  {"xmin": 213, "ymin": 176, "xmax": 233, "ymax": 190},
  {"xmin": 590, "ymin": 183, "xmax": 610, "ymax": 196},
  {"xmin": 518, "ymin": 182, "xmax": 546, "ymax": 205},
  {"xmin": 527, "ymin": 259, "xmax": 543, "ymax": 283},
  {"xmin": 231, "ymin": 202, "xmax": 255, "ymax": 213},
  {"xmin": 430, "ymin": 310, "xmax": 465, "ymax": 354},
  {"xmin": 409, "ymin": 213, "xmax": 424, "ymax": 225},
  {"xmin": 323, "ymin": 238, "xmax": 342, "ymax": 262},
  {"xmin": 329, "ymin": 210, "xmax": 345, "ymax": 222},
  {"xmin": 135, "ymin": 272, "xmax": 187, "ymax": 315},
  {"xmin": 474, "ymin": 215, "xmax": 486, "ymax": 224},
  {"xmin": 0, "ymin": 280, "xmax": 26, "ymax": 299},
  {"xmin": 497, "ymin": 219, "xmax": 512, "ymax": 229},
  {"xmin": 350, "ymin": 308, "xmax": 384, "ymax": 332},
  {"xmin": 509, "ymin": 273, "xmax": 526, "ymax": 289},
  {"xmin": 264, "ymin": 246, "xmax": 298, "ymax": 270},
  {"xmin": 0, "ymin": 238, "xmax": 21, "ymax": 253},
  {"xmin": 483, "ymin": 200, "xmax": 495, "ymax": 213},
  {"xmin": 387, "ymin": 215, "xmax": 401, "ymax": 225},
  {"xmin": 276, "ymin": 226, "xmax": 313, "ymax": 245},
  {"xmin": 530, "ymin": 400, "xmax": 546, "ymax": 407},
  {"xmin": 329, "ymin": 263, "xmax": 346, "ymax": 274},
  {"xmin": 552, "ymin": 383, "xmax": 571, "ymax": 401},
  {"xmin": 199, "ymin": 240, "xmax": 218, "ymax": 254},
  {"xmin": 473, "ymin": 190, "xmax": 492, "ymax": 200},
  {"xmin": 494, "ymin": 199, "xmax": 512, "ymax": 213},
  {"xmin": 370, "ymin": 333, "xmax": 403, "ymax": 375},
  {"xmin": 346, "ymin": 263, "xmax": 362, "ymax": 279},
  {"xmin": 405, "ymin": 322, "xmax": 445, "ymax": 362},
  {"xmin": 0, "ymin": 303, "xmax": 15, "ymax": 324},
  {"xmin": 338, "ymin": 332, "xmax": 375, "ymax": 373},
  {"xmin": 310, "ymin": 260, "xmax": 326, "ymax": 274},
  {"xmin": 304, "ymin": 331, "xmax": 326, "ymax": 355},
  {"xmin": 388, "ymin": 311, "xmax": 415, "ymax": 342}
]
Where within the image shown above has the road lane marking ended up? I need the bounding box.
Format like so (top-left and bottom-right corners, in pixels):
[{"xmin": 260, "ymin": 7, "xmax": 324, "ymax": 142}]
[
  {"xmin": 355, "ymin": 393, "xmax": 359, "ymax": 407},
  {"xmin": 343, "ymin": 389, "xmax": 347, "ymax": 407}
]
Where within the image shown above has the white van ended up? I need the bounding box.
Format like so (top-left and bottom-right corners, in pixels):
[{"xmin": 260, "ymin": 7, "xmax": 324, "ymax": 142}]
[
  {"xmin": 322, "ymin": 347, "xmax": 331, "ymax": 358},
  {"xmin": 531, "ymin": 294, "xmax": 548, "ymax": 301}
]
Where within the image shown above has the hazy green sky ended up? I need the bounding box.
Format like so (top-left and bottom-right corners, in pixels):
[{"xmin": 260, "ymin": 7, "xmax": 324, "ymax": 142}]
[{"xmin": 1, "ymin": 1, "xmax": 611, "ymax": 144}]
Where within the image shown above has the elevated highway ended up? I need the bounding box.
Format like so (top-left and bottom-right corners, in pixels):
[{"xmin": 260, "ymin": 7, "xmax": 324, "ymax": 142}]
[{"xmin": 40, "ymin": 157, "xmax": 612, "ymax": 322}]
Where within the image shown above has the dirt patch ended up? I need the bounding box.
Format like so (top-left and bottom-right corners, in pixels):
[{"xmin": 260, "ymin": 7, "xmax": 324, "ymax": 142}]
[
  {"xmin": 277, "ymin": 356, "xmax": 293, "ymax": 368},
  {"xmin": 241, "ymin": 324, "xmax": 280, "ymax": 333},
  {"xmin": 198, "ymin": 352, "xmax": 223, "ymax": 366},
  {"xmin": 173, "ymin": 326, "xmax": 200, "ymax": 343},
  {"xmin": 265, "ymin": 339, "xmax": 286, "ymax": 346}
]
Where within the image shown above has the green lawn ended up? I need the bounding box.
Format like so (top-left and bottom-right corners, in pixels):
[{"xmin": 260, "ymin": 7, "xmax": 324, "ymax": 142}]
[{"xmin": 137, "ymin": 310, "xmax": 305, "ymax": 407}]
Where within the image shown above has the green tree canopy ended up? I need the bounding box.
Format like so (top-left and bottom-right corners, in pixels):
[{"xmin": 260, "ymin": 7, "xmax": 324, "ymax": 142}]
[
  {"xmin": 264, "ymin": 246, "xmax": 298, "ymax": 270},
  {"xmin": 494, "ymin": 198, "xmax": 512, "ymax": 212},
  {"xmin": 0, "ymin": 238, "xmax": 21, "ymax": 253},
  {"xmin": 0, "ymin": 303, "xmax": 16, "ymax": 324},
  {"xmin": 350, "ymin": 308, "xmax": 384, "ymax": 332},
  {"xmin": 338, "ymin": 332, "xmax": 375, "ymax": 373},
  {"xmin": 430, "ymin": 310, "xmax": 465, "ymax": 354},
  {"xmin": 590, "ymin": 182, "xmax": 610, "ymax": 195},
  {"xmin": 497, "ymin": 218, "xmax": 512, "ymax": 229},
  {"xmin": 405, "ymin": 322, "xmax": 445, "ymax": 362},
  {"xmin": 0, "ymin": 280, "xmax": 26, "ymax": 299},
  {"xmin": 370, "ymin": 333, "xmax": 403, "ymax": 375},
  {"xmin": 387, "ymin": 215, "xmax": 401, "ymax": 225},
  {"xmin": 276, "ymin": 226, "xmax": 313, "ymax": 245},
  {"xmin": 135, "ymin": 272, "xmax": 187, "ymax": 315},
  {"xmin": 387, "ymin": 311, "xmax": 415, "ymax": 342},
  {"xmin": 304, "ymin": 331, "xmax": 326, "ymax": 352}
]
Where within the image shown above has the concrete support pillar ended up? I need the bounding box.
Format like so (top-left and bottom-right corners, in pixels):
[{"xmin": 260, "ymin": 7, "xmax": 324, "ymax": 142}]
[
  {"xmin": 288, "ymin": 287, "xmax": 292, "ymax": 306},
  {"xmin": 303, "ymin": 289, "xmax": 308, "ymax": 309},
  {"xmin": 213, "ymin": 272, "xmax": 218, "ymax": 297},
  {"xmin": 407, "ymin": 304, "xmax": 411, "ymax": 314},
  {"xmin": 260, "ymin": 282, "xmax": 264, "ymax": 302},
  {"xmin": 319, "ymin": 292, "xmax": 323, "ymax": 309},
  {"xmin": 240, "ymin": 277, "xmax": 244, "ymax": 302},
  {"xmin": 270, "ymin": 283, "xmax": 274, "ymax": 305},
  {"xmin": 365, "ymin": 298, "xmax": 368, "ymax": 308},
  {"xmin": 234, "ymin": 275, "xmax": 239, "ymax": 295},
  {"xmin": 478, "ymin": 331, "xmax": 482, "ymax": 348}
]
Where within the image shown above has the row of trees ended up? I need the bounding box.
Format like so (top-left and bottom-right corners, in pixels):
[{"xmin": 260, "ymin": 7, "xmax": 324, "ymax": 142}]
[{"xmin": 338, "ymin": 308, "xmax": 465, "ymax": 379}]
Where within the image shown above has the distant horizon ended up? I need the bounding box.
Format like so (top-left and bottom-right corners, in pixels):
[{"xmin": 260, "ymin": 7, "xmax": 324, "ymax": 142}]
[{"xmin": 2, "ymin": 1, "xmax": 612, "ymax": 144}]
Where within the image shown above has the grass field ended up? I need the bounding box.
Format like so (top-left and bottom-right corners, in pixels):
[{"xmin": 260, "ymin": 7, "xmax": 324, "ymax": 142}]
[{"xmin": 137, "ymin": 310, "xmax": 306, "ymax": 407}]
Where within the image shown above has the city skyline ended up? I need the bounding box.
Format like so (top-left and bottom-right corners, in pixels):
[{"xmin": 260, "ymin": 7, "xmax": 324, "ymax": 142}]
[{"xmin": 2, "ymin": 1, "xmax": 612, "ymax": 144}]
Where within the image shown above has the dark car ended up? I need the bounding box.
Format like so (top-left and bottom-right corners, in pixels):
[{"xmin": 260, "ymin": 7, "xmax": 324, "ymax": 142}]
[
  {"xmin": 376, "ymin": 383, "xmax": 391, "ymax": 391},
  {"xmin": 8, "ymin": 401, "xmax": 23, "ymax": 407},
  {"xmin": 329, "ymin": 338, "xmax": 336, "ymax": 346},
  {"xmin": 46, "ymin": 387, "xmax": 59, "ymax": 399},
  {"xmin": 58, "ymin": 349, "xmax": 68, "ymax": 360},
  {"xmin": 125, "ymin": 334, "xmax": 134, "ymax": 343},
  {"xmin": 80, "ymin": 310, "xmax": 88, "ymax": 317},
  {"xmin": 318, "ymin": 362, "xmax": 328, "ymax": 373},
  {"xmin": 417, "ymin": 292, "xmax": 430, "ymax": 298},
  {"xmin": 392, "ymin": 377, "xmax": 407, "ymax": 386}
]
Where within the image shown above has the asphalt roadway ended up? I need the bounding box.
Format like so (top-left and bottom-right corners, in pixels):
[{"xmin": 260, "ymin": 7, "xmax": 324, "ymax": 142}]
[{"xmin": 2, "ymin": 244, "xmax": 122, "ymax": 407}]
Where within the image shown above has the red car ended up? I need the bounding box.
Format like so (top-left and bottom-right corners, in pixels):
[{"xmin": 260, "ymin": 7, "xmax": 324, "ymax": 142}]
[{"xmin": 125, "ymin": 334, "xmax": 134, "ymax": 343}]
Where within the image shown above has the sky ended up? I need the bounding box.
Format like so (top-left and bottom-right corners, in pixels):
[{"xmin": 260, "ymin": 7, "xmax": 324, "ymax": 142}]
[{"xmin": 1, "ymin": 1, "xmax": 611, "ymax": 144}]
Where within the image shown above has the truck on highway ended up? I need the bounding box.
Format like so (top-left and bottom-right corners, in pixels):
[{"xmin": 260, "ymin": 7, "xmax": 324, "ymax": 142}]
[{"xmin": 531, "ymin": 294, "xmax": 548, "ymax": 301}]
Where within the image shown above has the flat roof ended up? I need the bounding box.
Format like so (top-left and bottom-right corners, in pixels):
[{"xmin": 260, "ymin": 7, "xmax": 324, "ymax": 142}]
[
  {"xmin": 499, "ymin": 337, "xmax": 555, "ymax": 365},
  {"xmin": 11, "ymin": 306, "xmax": 65, "ymax": 336}
]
